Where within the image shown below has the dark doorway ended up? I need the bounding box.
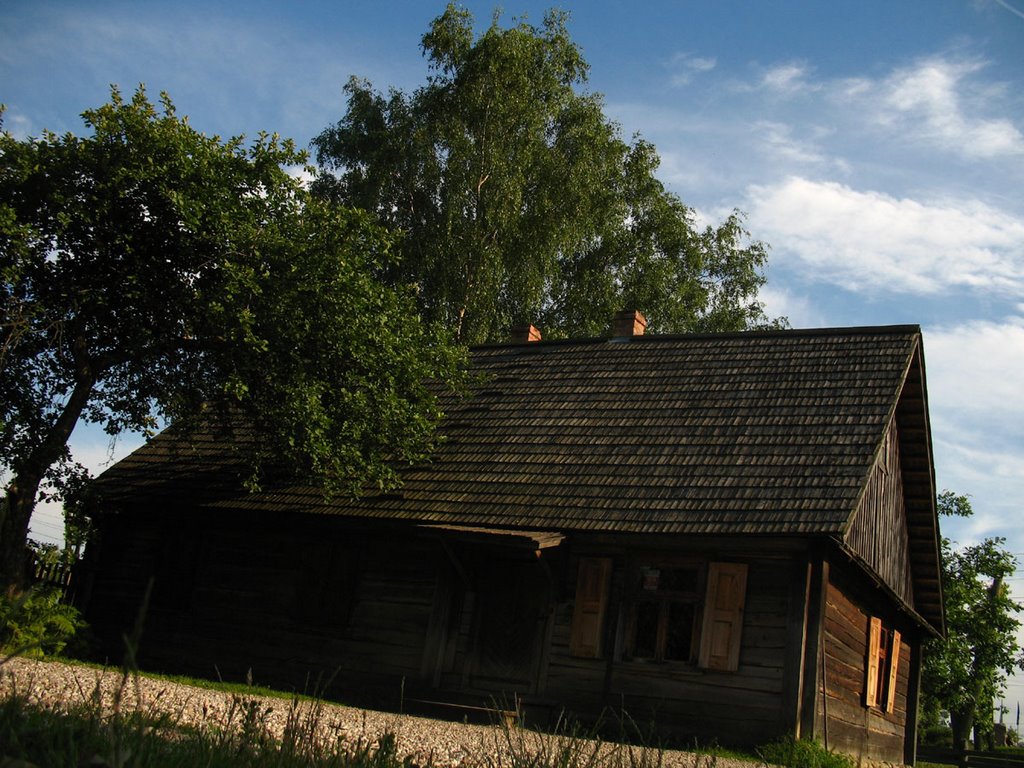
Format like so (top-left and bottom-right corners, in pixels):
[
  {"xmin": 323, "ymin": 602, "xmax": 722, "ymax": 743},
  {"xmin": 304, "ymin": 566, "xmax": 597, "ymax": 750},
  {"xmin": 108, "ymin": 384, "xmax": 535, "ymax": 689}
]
[{"xmin": 471, "ymin": 556, "xmax": 551, "ymax": 692}]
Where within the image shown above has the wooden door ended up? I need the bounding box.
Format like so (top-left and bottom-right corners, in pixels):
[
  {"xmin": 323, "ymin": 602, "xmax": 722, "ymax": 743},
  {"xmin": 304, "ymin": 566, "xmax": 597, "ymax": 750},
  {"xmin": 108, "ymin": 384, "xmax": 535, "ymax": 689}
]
[{"xmin": 471, "ymin": 557, "xmax": 550, "ymax": 691}]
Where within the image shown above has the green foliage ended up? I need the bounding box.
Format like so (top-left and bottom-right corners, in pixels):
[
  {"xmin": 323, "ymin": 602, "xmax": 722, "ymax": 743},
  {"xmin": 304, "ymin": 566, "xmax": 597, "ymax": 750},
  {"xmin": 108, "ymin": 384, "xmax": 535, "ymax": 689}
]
[
  {"xmin": 313, "ymin": 5, "xmax": 783, "ymax": 344},
  {"xmin": 755, "ymin": 737, "xmax": 855, "ymax": 768},
  {"xmin": 919, "ymin": 724, "xmax": 954, "ymax": 748},
  {"xmin": 922, "ymin": 491, "xmax": 1024, "ymax": 745},
  {"xmin": 0, "ymin": 586, "xmax": 85, "ymax": 657},
  {"xmin": 0, "ymin": 86, "xmax": 467, "ymax": 586}
]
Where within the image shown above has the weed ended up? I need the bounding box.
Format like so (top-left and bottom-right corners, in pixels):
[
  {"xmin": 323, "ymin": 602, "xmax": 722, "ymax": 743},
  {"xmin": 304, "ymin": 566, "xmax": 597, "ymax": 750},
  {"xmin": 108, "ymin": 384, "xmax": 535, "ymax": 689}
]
[
  {"xmin": 0, "ymin": 586, "xmax": 86, "ymax": 659},
  {"xmin": 756, "ymin": 737, "xmax": 855, "ymax": 768},
  {"xmin": 0, "ymin": 673, "xmax": 416, "ymax": 768}
]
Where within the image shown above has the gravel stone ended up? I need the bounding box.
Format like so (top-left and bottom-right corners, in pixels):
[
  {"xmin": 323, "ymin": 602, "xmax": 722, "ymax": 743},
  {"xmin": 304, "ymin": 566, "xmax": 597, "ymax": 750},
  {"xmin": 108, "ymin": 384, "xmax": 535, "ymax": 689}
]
[{"xmin": 1, "ymin": 657, "xmax": 759, "ymax": 768}]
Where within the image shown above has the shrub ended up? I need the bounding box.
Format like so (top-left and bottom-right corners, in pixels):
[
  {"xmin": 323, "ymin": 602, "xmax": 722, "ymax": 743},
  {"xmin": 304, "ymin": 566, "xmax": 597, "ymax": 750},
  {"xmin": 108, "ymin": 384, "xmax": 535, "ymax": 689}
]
[
  {"xmin": 0, "ymin": 585, "xmax": 86, "ymax": 658},
  {"xmin": 756, "ymin": 737, "xmax": 855, "ymax": 768},
  {"xmin": 920, "ymin": 724, "xmax": 954, "ymax": 747}
]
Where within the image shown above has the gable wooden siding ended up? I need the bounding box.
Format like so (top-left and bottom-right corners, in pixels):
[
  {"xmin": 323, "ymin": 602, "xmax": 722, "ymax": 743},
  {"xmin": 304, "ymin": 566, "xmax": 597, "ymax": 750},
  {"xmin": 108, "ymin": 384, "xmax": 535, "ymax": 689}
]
[{"xmin": 845, "ymin": 419, "xmax": 914, "ymax": 608}]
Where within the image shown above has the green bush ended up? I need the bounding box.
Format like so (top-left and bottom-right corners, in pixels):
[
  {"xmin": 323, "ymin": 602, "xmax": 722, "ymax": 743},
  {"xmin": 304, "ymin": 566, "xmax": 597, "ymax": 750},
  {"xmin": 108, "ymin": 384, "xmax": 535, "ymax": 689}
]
[
  {"xmin": 920, "ymin": 724, "xmax": 954, "ymax": 747},
  {"xmin": 756, "ymin": 737, "xmax": 855, "ymax": 768},
  {"xmin": 0, "ymin": 585, "xmax": 86, "ymax": 658}
]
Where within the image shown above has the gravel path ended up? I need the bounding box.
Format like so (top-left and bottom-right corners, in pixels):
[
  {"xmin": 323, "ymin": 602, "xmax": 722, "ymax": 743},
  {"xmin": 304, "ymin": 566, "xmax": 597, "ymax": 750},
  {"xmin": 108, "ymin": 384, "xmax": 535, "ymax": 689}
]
[{"xmin": 1, "ymin": 656, "xmax": 757, "ymax": 768}]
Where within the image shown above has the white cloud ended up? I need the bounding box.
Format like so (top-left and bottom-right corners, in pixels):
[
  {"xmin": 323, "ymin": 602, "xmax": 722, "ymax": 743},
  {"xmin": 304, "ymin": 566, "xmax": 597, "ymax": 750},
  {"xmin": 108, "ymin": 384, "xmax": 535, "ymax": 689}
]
[
  {"xmin": 668, "ymin": 52, "xmax": 716, "ymax": 86},
  {"xmin": 926, "ymin": 316, "xmax": 1024, "ymax": 423},
  {"xmin": 878, "ymin": 57, "xmax": 1024, "ymax": 158},
  {"xmin": 758, "ymin": 62, "xmax": 818, "ymax": 95},
  {"xmin": 755, "ymin": 284, "xmax": 825, "ymax": 328},
  {"xmin": 924, "ymin": 317, "xmax": 1024, "ymax": 548},
  {"xmin": 0, "ymin": 109, "xmax": 35, "ymax": 140},
  {"xmin": 745, "ymin": 177, "xmax": 1024, "ymax": 295},
  {"xmin": 285, "ymin": 164, "xmax": 316, "ymax": 188},
  {"xmin": 753, "ymin": 121, "xmax": 828, "ymax": 166},
  {"xmin": 992, "ymin": 0, "xmax": 1024, "ymax": 22}
]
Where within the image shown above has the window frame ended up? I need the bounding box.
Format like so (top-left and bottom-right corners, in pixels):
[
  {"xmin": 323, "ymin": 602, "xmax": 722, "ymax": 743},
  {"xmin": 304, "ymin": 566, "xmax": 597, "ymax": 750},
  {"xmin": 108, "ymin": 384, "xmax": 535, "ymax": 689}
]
[{"xmin": 625, "ymin": 559, "xmax": 705, "ymax": 664}]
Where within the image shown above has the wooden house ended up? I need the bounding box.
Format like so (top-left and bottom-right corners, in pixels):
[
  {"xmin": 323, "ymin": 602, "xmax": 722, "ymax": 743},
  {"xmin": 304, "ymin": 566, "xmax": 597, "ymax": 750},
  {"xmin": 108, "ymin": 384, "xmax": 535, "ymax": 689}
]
[{"xmin": 81, "ymin": 317, "xmax": 943, "ymax": 764}]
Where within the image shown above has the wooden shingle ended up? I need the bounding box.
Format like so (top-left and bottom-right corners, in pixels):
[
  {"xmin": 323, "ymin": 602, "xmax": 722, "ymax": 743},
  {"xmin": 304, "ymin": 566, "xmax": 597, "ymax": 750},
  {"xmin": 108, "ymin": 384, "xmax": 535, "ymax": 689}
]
[{"xmin": 96, "ymin": 325, "xmax": 929, "ymax": 540}]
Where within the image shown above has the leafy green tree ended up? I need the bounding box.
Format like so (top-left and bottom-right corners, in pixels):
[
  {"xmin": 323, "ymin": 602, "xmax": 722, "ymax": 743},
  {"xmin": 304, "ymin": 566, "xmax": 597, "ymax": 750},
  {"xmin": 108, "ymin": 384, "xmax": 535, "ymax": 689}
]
[
  {"xmin": 922, "ymin": 491, "xmax": 1024, "ymax": 748},
  {"xmin": 0, "ymin": 88, "xmax": 465, "ymax": 589},
  {"xmin": 313, "ymin": 5, "xmax": 782, "ymax": 344}
]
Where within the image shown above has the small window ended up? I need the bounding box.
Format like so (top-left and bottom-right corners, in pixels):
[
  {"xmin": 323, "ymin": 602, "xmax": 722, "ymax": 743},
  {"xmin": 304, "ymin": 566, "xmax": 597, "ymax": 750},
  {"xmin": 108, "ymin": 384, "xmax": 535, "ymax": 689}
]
[
  {"xmin": 865, "ymin": 616, "xmax": 901, "ymax": 712},
  {"xmin": 628, "ymin": 564, "xmax": 702, "ymax": 662},
  {"xmin": 568, "ymin": 558, "xmax": 747, "ymax": 671}
]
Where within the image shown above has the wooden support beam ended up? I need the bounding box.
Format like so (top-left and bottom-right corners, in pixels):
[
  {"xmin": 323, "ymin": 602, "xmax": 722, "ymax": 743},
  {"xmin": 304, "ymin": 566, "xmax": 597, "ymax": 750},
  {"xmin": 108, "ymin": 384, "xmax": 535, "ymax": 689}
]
[
  {"xmin": 780, "ymin": 557, "xmax": 812, "ymax": 737},
  {"xmin": 799, "ymin": 554, "xmax": 830, "ymax": 742},
  {"xmin": 904, "ymin": 627, "xmax": 924, "ymax": 766}
]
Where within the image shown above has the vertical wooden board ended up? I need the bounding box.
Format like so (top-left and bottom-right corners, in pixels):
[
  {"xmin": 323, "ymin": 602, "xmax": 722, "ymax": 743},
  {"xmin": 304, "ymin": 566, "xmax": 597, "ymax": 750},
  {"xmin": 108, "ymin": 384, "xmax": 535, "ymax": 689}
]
[
  {"xmin": 699, "ymin": 562, "xmax": 748, "ymax": 672},
  {"xmin": 885, "ymin": 629, "xmax": 901, "ymax": 713},
  {"xmin": 865, "ymin": 616, "xmax": 881, "ymax": 707},
  {"xmin": 569, "ymin": 557, "xmax": 612, "ymax": 658}
]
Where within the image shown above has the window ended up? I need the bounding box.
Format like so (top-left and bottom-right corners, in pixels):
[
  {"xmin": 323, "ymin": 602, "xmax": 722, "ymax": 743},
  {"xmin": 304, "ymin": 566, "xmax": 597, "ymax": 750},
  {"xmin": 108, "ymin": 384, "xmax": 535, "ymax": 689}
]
[
  {"xmin": 865, "ymin": 616, "xmax": 901, "ymax": 712},
  {"xmin": 568, "ymin": 558, "xmax": 747, "ymax": 672},
  {"xmin": 628, "ymin": 564, "xmax": 702, "ymax": 662}
]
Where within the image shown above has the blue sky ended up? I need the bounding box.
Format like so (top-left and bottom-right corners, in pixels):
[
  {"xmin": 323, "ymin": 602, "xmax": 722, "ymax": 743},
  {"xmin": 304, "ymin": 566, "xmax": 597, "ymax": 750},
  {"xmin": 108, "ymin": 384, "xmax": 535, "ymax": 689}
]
[{"xmin": 4, "ymin": 0, "xmax": 1024, "ymax": 717}]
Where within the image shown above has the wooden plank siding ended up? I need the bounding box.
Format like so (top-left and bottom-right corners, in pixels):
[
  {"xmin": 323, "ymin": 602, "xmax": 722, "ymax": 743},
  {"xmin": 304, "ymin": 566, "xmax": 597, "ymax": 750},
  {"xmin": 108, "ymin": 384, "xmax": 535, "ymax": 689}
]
[
  {"xmin": 84, "ymin": 508, "xmax": 441, "ymax": 703},
  {"xmin": 542, "ymin": 549, "xmax": 794, "ymax": 747},
  {"xmin": 844, "ymin": 419, "xmax": 915, "ymax": 610},
  {"xmin": 819, "ymin": 568, "xmax": 912, "ymax": 764}
]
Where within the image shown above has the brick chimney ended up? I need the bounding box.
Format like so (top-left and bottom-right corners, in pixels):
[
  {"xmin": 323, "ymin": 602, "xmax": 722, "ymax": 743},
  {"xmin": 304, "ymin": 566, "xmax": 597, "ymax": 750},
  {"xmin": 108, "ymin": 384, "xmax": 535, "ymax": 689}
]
[
  {"xmin": 612, "ymin": 310, "xmax": 647, "ymax": 338},
  {"xmin": 510, "ymin": 324, "xmax": 542, "ymax": 343}
]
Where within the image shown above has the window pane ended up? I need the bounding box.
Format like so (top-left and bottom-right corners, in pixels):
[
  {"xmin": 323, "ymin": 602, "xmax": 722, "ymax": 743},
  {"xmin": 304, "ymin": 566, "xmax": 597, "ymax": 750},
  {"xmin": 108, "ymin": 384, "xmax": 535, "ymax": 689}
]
[
  {"xmin": 639, "ymin": 567, "xmax": 661, "ymax": 591},
  {"xmin": 660, "ymin": 567, "xmax": 699, "ymax": 594},
  {"xmin": 633, "ymin": 601, "xmax": 659, "ymax": 658},
  {"xmin": 665, "ymin": 601, "xmax": 695, "ymax": 661}
]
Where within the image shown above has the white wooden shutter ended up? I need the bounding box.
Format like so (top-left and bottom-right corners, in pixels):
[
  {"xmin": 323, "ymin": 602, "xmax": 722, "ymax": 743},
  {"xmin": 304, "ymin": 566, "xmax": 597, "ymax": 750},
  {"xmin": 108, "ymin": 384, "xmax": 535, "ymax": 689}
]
[
  {"xmin": 569, "ymin": 557, "xmax": 612, "ymax": 658},
  {"xmin": 698, "ymin": 562, "xmax": 748, "ymax": 672}
]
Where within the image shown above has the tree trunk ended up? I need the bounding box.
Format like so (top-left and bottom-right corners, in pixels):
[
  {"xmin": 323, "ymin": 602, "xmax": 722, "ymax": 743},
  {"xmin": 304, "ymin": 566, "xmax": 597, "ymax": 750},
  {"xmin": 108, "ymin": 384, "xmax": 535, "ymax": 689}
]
[
  {"xmin": 952, "ymin": 708, "xmax": 975, "ymax": 750},
  {"xmin": 0, "ymin": 374, "xmax": 94, "ymax": 590}
]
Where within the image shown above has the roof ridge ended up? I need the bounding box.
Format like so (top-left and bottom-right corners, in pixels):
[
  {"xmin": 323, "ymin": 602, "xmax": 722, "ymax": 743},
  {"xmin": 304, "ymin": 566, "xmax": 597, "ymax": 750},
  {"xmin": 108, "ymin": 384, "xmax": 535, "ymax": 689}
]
[{"xmin": 471, "ymin": 323, "xmax": 922, "ymax": 350}]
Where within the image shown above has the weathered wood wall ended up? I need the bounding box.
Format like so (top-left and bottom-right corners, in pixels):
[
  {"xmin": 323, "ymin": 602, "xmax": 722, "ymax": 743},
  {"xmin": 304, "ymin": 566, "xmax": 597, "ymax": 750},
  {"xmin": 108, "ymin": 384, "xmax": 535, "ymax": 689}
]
[
  {"xmin": 84, "ymin": 508, "xmax": 440, "ymax": 704},
  {"xmin": 88, "ymin": 509, "xmax": 912, "ymax": 755},
  {"xmin": 820, "ymin": 566, "xmax": 912, "ymax": 764},
  {"xmin": 845, "ymin": 419, "xmax": 914, "ymax": 608},
  {"xmin": 542, "ymin": 542, "xmax": 797, "ymax": 748}
]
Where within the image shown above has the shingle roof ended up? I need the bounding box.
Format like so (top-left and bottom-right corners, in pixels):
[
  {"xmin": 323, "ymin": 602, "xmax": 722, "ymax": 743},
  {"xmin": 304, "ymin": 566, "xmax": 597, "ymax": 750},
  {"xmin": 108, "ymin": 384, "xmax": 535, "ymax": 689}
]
[{"xmin": 96, "ymin": 325, "xmax": 927, "ymax": 539}]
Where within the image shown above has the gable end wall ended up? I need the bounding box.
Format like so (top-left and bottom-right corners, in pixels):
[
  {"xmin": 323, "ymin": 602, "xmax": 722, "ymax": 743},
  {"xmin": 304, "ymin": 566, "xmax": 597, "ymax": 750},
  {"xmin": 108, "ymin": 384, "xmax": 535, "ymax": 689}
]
[{"xmin": 845, "ymin": 420, "xmax": 914, "ymax": 608}]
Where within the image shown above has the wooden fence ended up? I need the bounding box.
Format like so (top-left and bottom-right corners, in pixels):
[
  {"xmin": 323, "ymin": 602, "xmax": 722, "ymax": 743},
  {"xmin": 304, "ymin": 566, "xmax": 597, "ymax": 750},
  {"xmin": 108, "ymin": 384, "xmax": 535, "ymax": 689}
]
[
  {"xmin": 917, "ymin": 746, "xmax": 1024, "ymax": 768},
  {"xmin": 31, "ymin": 557, "xmax": 75, "ymax": 598}
]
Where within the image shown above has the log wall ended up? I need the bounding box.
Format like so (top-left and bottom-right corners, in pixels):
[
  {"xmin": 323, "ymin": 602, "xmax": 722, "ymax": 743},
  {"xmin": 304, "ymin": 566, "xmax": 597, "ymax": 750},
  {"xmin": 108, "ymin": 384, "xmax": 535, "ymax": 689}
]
[
  {"xmin": 85, "ymin": 509, "xmax": 862, "ymax": 752},
  {"xmin": 820, "ymin": 567, "xmax": 912, "ymax": 764},
  {"xmin": 85, "ymin": 508, "xmax": 439, "ymax": 704},
  {"xmin": 542, "ymin": 544, "xmax": 797, "ymax": 748}
]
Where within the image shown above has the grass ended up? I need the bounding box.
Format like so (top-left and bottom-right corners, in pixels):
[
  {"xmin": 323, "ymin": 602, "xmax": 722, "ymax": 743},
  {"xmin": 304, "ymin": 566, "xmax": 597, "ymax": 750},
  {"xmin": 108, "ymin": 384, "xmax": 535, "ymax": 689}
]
[
  {"xmin": 0, "ymin": 657, "xmax": 410, "ymax": 768},
  {"xmin": 36, "ymin": 654, "xmax": 324, "ymax": 705},
  {"xmin": 755, "ymin": 738, "xmax": 855, "ymax": 768}
]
